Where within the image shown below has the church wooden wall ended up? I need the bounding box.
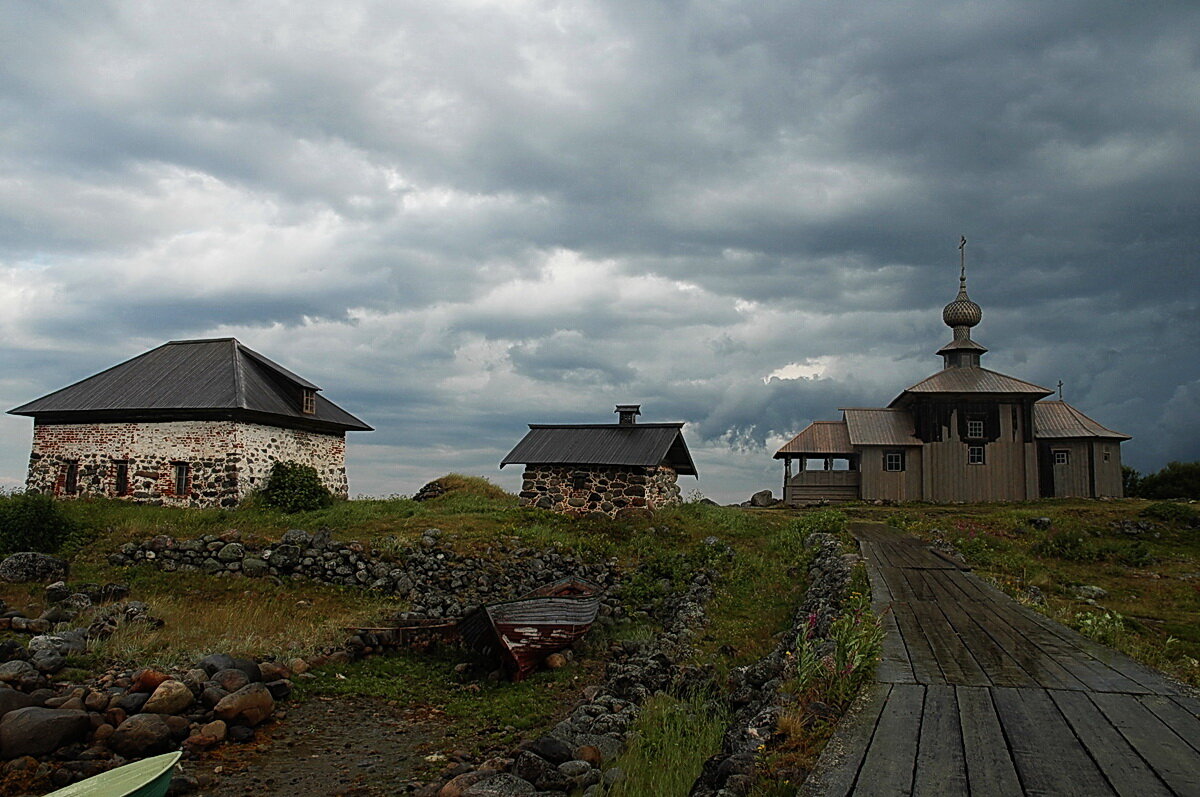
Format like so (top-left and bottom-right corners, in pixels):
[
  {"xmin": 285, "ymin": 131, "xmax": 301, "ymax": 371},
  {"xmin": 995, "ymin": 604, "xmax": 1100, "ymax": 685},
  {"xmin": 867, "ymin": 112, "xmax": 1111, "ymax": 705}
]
[
  {"xmin": 920, "ymin": 400, "xmax": 1035, "ymax": 502},
  {"xmin": 858, "ymin": 446, "xmax": 923, "ymax": 501},
  {"xmin": 1093, "ymin": 441, "xmax": 1123, "ymax": 497}
]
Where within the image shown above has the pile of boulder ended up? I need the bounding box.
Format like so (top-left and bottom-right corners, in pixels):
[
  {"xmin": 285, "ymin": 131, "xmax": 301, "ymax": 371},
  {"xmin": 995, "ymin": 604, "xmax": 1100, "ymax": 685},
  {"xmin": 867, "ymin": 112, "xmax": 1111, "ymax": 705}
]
[
  {"xmin": 425, "ymin": 555, "xmax": 724, "ymax": 797},
  {"xmin": 0, "ymin": 650, "xmax": 295, "ymax": 792},
  {"xmin": 110, "ymin": 528, "xmax": 619, "ymax": 618},
  {"xmin": 690, "ymin": 532, "xmax": 855, "ymax": 796}
]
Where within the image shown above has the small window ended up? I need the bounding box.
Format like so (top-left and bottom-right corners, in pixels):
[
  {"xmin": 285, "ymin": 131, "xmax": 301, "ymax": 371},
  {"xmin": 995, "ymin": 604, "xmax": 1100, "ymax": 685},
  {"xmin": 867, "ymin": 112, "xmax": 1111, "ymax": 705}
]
[
  {"xmin": 63, "ymin": 461, "xmax": 79, "ymax": 495},
  {"xmin": 302, "ymin": 389, "xmax": 317, "ymax": 414},
  {"xmin": 173, "ymin": 462, "xmax": 190, "ymax": 496},
  {"xmin": 967, "ymin": 446, "xmax": 985, "ymax": 465},
  {"xmin": 1053, "ymin": 450, "xmax": 1069, "ymax": 466},
  {"xmin": 967, "ymin": 418, "xmax": 985, "ymax": 439},
  {"xmin": 1103, "ymin": 447, "xmax": 1110, "ymax": 462},
  {"xmin": 114, "ymin": 460, "xmax": 129, "ymax": 495},
  {"xmin": 571, "ymin": 471, "xmax": 589, "ymax": 490},
  {"xmin": 884, "ymin": 451, "xmax": 905, "ymax": 472}
]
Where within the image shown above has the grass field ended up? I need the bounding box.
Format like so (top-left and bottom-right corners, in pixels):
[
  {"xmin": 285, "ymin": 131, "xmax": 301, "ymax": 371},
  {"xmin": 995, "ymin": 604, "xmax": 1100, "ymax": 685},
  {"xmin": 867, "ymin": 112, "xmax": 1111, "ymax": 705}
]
[{"xmin": 3, "ymin": 480, "xmax": 1195, "ymax": 795}]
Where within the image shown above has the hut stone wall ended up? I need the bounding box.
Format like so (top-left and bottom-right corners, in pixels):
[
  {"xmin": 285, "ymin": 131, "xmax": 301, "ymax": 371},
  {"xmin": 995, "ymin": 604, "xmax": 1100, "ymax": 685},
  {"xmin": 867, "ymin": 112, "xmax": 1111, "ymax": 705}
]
[
  {"xmin": 26, "ymin": 420, "xmax": 346, "ymax": 507},
  {"xmin": 518, "ymin": 464, "xmax": 682, "ymax": 515}
]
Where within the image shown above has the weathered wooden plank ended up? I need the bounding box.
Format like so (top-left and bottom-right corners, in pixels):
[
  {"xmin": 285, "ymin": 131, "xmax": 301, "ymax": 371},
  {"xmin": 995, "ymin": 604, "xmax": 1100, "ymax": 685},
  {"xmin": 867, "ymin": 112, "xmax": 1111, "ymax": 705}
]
[
  {"xmin": 1090, "ymin": 691, "xmax": 1200, "ymax": 795},
  {"xmin": 854, "ymin": 683, "xmax": 925, "ymax": 796},
  {"xmin": 967, "ymin": 601, "xmax": 1089, "ymax": 691},
  {"xmin": 865, "ymin": 553, "xmax": 895, "ymax": 606},
  {"xmin": 876, "ymin": 606, "xmax": 918, "ymax": 685},
  {"xmin": 909, "ymin": 600, "xmax": 990, "ymax": 686},
  {"xmin": 1137, "ymin": 695, "xmax": 1200, "ymax": 754},
  {"xmin": 955, "ymin": 686, "xmax": 1022, "ymax": 797},
  {"xmin": 880, "ymin": 567, "xmax": 916, "ymax": 603},
  {"xmin": 1049, "ymin": 689, "xmax": 1172, "ymax": 797},
  {"xmin": 801, "ymin": 683, "xmax": 892, "ymax": 797},
  {"xmin": 913, "ymin": 684, "xmax": 967, "ymax": 796},
  {"xmin": 1003, "ymin": 602, "xmax": 1170, "ymax": 695},
  {"xmin": 938, "ymin": 599, "xmax": 1036, "ymax": 688},
  {"xmin": 892, "ymin": 599, "xmax": 944, "ymax": 684},
  {"xmin": 992, "ymin": 687, "xmax": 1115, "ymax": 796},
  {"xmin": 900, "ymin": 568, "xmax": 937, "ymax": 602}
]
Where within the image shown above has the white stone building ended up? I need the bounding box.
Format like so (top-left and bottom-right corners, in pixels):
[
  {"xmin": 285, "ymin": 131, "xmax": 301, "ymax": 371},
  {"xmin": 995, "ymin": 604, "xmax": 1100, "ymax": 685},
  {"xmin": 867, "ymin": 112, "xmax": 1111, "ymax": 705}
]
[{"xmin": 8, "ymin": 339, "xmax": 371, "ymax": 507}]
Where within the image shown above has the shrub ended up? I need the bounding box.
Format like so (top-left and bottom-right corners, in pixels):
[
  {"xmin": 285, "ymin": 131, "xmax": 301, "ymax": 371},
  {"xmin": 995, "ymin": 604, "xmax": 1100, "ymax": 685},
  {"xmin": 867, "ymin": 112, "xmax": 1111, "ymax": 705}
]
[
  {"xmin": 1137, "ymin": 461, "xmax": 1200, "ymax": 500},
  {"xmin": 1073, "ymin": 610, "xmax": 1128, "ymax": 647},
  {"xmin": 1031, "ymin": 532, "xmax": 1100, "ymax": 562},
  {"xmin": 1140, "ymin": 501, "xmax": 1200, "ymax": 528},
  {"xmin": 0, "ymin": 492, "xmax": 78, "ymax": 555},
  {"xmin": 787, "ymin": 509, "xmax": 847, "ymax": 537},
  {"xmin": 259, "ymin": 461, "xmax": 333, "ymax": 513}
]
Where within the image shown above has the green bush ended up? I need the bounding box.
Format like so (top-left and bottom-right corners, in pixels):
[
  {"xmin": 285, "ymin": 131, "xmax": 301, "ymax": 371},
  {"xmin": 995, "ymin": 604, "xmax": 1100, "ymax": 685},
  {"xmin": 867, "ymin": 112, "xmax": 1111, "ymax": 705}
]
[
  {"xmin": 1031, "ymin": 531, "xmax": 1101, "ymax": 562},
  {"xmin": 788, "ymin": 509, "xmax": 847, "ymax": 536},
  {"xmin": 1140, "ymin": 501, "xmax": 1200, "ymax": 528},
  {"xmin": 1136, "ymin": 461, "xmax": 1200, "ymax": 500},
  {"xmin": 0, "ymin": 492, "xmax": 78, "ymax": 555},
  {"xmin": 259, "ymin": 461, "xmax": 333, "ymax": 513}
]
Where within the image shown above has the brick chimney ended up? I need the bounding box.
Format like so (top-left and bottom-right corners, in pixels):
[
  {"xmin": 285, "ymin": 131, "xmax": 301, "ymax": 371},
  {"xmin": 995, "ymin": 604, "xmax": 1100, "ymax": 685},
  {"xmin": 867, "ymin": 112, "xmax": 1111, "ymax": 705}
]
[{"xmin": 615, "ymin": 404, "xmax": 641, "ymax": 426}]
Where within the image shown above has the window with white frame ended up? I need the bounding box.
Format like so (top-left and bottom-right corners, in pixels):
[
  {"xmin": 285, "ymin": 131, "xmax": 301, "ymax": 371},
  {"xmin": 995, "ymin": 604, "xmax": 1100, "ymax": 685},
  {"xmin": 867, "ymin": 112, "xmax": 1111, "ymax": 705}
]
[
  {"xmin": 884, "ymin": 451, "xmax": 905, "ymax": 472},
  {"xmin": 967, "ymin": 418, "xmax": 985, "ymax": 438},
  {"xmin": 1053, "ymin": 450, "xmax": 1069, "ymax": 465},
  {"xmin": 967, "ymin": 446, "xmax": 985, "ymax": 465}
]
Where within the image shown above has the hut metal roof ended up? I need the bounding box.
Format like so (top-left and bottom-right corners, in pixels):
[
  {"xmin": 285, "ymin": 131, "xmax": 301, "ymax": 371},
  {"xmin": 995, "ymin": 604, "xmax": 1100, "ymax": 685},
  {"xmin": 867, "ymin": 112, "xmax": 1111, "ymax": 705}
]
[
  {"xmin": 501, "ymin": 423, "xmax": 697, "ymax": 475},
  {"xmin": 891, "ymin": 366, "xmax": 1053, "ymax": 405},
  {"xmin": 1034, "ymin": 401, "xmax": 1130, "ymax": 440},
  {"xmin": 841, "ymin": 408, "xmax": 921, "ymax": 446},
  {"xmin": 773, "ymin": 421, "xmax": 853, "ymax": 458},
  {"xmin": 8, "ymin": 338, "xmax": 371, "ymax": 432}
]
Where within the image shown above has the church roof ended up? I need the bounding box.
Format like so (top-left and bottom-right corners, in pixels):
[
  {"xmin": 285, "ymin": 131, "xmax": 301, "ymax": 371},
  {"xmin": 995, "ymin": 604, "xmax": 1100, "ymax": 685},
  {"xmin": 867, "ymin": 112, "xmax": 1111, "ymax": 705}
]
[
  {"xmin": 773, "ymin": 421, "xmax": 853, "ymax": 457},
  {"xmin": 502, "ymin": 422, "xmax": 697, "ymax": 475},
  {"xmin": 8, "ymin": 338, "xmax": 372, "ymax": 432},
  {"xmin": 842, "ymin": 408, "xmax": 922, "ymax": 446},
  {"xmin": 891, "ymin": 366, "xmax": 1053, "ymax": 405},
  {"xmin": 1034, "ymin": 401, "xmax": 1130, "ymax": 440}
]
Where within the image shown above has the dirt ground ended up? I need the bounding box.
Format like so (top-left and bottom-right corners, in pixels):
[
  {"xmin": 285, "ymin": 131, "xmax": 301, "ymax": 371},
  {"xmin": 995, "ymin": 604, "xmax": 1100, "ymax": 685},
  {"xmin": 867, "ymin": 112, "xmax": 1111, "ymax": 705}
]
[{"xmin": 194, "ymin": 696, "xmax": 437, "ymax": 796}]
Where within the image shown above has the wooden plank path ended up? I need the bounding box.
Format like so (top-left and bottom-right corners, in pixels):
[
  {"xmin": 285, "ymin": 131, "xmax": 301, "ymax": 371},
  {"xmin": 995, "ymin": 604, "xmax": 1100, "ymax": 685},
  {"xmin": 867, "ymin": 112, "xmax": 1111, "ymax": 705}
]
[{"xmin": 804, "ymin": 522, "xmax": 1200, "ymax": 796}]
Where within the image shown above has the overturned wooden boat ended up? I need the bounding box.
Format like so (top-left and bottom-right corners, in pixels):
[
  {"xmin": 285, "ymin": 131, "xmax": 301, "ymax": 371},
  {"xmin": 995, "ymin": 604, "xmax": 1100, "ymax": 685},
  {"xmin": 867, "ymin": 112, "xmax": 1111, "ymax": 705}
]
[
  {"xmin": 46, "ymin": 751, "xmax": 181, "ymax": 797},
  {"xmin": 457, "ymin": 577, "xmax": 603, "ymax": 680}
]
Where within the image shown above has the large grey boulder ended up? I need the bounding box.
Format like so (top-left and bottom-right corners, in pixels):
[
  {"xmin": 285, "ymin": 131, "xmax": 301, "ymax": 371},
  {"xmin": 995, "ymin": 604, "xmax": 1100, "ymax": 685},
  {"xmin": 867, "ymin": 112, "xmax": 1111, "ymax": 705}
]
[
  {"xmin": 461, "ymin": 773, "xmax": 536, "ymax": 796},
  {"xmin": 109, "ymin": 713, "xmax": 174, "ymax": 756},
  {"xmin": 0, "ymin": 661, "xmax": 37, "ymax": 685},
  {"xmin": 0, "ymin": 707, "xmax": 89, "ymax": 758},
  {"xmin": 0, "ymin": 689, "xmax": 37, "ymax": 720},
  {"xmin": 749, "ymin": 490, "xmax": 776, "ymax": 507},
  {"xmin": 0, "ymin": 553, "xmax": 68, "ymax": 584}
]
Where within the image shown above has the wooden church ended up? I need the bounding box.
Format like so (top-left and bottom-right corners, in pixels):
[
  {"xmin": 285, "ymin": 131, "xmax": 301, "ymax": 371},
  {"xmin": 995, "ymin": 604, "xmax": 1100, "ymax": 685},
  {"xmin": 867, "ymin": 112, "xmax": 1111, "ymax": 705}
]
[{"xmin": 775, "ymin": 246, "xmax": 1129, "ymax": 504}]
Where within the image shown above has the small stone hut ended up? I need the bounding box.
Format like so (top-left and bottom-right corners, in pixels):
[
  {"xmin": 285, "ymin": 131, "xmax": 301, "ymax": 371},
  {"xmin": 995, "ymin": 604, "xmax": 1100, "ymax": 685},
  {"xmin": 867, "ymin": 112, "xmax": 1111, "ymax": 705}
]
[
  {"xmin": 501, "ymin": 404, "xmax": 697, "ymax": 515},
  {"xmin": 8, "ymin": 338, "xmax": 371, "ymax": 507}
]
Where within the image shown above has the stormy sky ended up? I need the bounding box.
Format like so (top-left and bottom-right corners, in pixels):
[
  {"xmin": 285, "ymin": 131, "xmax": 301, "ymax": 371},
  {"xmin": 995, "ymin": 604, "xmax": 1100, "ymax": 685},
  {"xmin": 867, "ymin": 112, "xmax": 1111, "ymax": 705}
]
[{"xmin": 1, "ymin": 1, "xmax": 1197, "ymax": 502}]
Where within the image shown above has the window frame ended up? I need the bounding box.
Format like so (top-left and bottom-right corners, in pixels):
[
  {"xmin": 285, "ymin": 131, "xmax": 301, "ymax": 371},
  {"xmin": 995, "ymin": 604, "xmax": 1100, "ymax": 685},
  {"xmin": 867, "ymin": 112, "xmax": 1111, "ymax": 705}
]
[
  {"xmin": 302, "ymin": 389, "xmax": 317, "ymax": 415},
  {"xmin": 966, "ymin": 418, "xmax": 985, "ymax": 439},
  {"xmin": 967, "ymin": 445, "xmax": 985, "ymax": 465},
  {"xmin": 113, "ymin": 459, "xmax": 130, "ymax": 496},
  {"xmin": 63, "ymin": 460, "xmax": 79, "ymax": 495},
  {"xmin": 173, "ymin": 462, "xmax": 190, "ymax": 496},
  {"xmin": 883, "ymin": 450, "xmax": 905, "ymax": 472},
  {"xmin": 1053, "ymin": 449, "xmax": 1070, "ymax": 466}
]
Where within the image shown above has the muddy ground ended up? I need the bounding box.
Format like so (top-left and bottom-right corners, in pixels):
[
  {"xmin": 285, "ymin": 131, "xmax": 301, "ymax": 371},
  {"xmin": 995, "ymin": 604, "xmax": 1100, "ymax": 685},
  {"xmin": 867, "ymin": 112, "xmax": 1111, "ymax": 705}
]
[{"xmin": 194, "ymin": 696, "xmax": 438, "ymax": 796}]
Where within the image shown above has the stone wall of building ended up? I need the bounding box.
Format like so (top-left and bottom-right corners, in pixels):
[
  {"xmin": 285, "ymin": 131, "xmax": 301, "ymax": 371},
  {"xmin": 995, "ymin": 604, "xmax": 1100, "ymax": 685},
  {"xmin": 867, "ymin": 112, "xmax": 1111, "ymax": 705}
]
[
  {"xmin": 25, "ymin": 421, "xmax": 346, "ymax": 507},
  {"xmin": 234, "ymin": 422, "xmax": 347, "ymax": 499},
  {"xmin": 518, "ymin": 465, "xmax": 682, "ymax": 516}
]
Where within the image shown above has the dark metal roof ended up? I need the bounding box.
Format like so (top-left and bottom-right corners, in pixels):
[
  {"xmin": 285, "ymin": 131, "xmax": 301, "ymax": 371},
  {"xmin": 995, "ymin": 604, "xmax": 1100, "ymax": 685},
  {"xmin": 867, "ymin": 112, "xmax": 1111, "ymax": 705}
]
[
  {"xmin": 891, "ymin": 366, "xmax": 1053, "ymax": 405},
  {"xmin": 842, "ymin": 408, "xmax": 922, "ymax": 446},
  {"xmin": 8, "ymin": 338, "xmax": 371, "ymax": 432},
  {"xmin": 501, "ymin": 423, "xmax": 697, "ymax": 475},
  {"xmin": 774, "ymin": 421, "xmax": 854, "ymax": 457},
  {"xmin": 1034, "ymin": 401, "xmax": 1130, "ymax": 440}
]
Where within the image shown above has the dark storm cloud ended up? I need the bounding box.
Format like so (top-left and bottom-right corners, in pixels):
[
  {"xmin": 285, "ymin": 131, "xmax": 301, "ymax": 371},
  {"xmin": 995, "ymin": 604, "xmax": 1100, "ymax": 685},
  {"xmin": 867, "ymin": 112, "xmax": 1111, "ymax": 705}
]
[{"xmin": 1, "ymin": 0, "xmax": 1197, "ymax": 500}]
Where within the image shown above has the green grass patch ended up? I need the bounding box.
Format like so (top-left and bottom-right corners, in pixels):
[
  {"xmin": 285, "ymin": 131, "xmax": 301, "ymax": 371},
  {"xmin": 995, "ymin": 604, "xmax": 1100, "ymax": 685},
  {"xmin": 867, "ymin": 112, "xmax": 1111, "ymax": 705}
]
[{"xmin": 604, "ymin": 692, "xmax": 727, "ymax": 797}]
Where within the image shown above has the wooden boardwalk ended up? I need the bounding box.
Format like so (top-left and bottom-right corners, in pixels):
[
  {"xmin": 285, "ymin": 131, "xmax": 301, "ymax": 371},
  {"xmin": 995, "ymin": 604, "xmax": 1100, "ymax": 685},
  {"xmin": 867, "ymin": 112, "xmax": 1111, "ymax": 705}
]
[{"xmin": 805, "ymin": 522, "xmax": 1200, "ymax": 797}]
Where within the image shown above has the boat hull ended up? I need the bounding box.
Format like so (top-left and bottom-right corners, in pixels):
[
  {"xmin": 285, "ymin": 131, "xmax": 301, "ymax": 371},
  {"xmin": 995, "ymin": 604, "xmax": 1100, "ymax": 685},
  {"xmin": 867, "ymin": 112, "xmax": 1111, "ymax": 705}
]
[{"xmin": 45, "ymin": 751, "xmax": 181, "ymax": 797}]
